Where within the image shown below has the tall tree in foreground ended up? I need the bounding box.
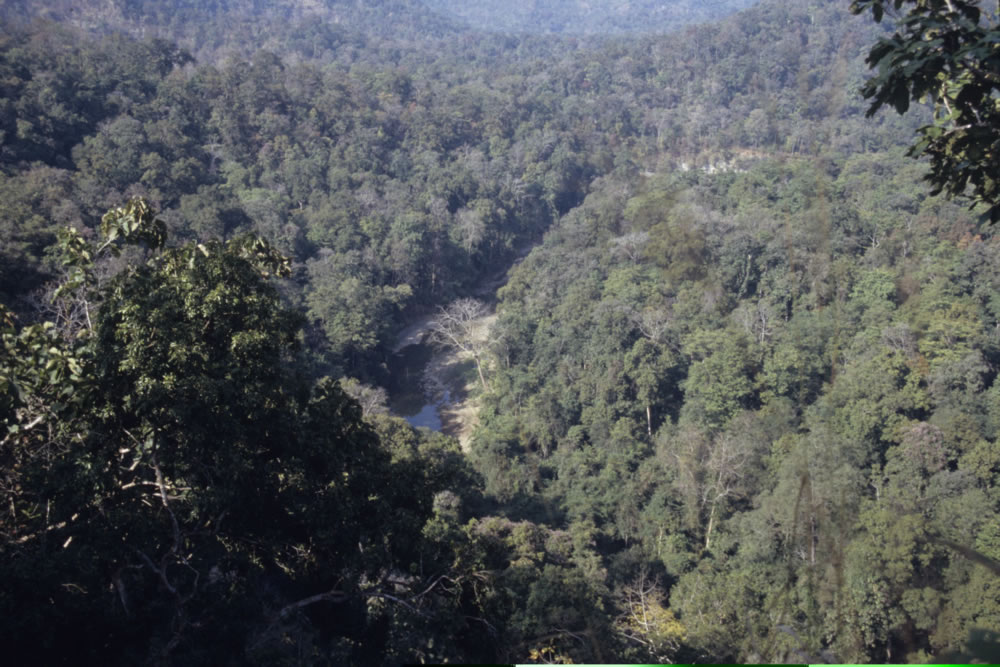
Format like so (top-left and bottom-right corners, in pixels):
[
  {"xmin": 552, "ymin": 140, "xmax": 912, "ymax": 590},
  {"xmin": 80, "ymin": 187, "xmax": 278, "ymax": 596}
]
[
  {"xmin": 850, "ymin": 0, "xmax": 1000, "ymax": 220},
  {"xmin": 0, "ymin": 199, "xmax": 484, "ymax": 664}
]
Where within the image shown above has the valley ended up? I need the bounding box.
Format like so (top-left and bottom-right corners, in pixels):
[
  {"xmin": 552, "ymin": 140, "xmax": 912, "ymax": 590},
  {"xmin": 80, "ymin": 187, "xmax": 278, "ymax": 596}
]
[{"xmin": 2, "ymin": 0, "xmax": 999, "ymax": 664}]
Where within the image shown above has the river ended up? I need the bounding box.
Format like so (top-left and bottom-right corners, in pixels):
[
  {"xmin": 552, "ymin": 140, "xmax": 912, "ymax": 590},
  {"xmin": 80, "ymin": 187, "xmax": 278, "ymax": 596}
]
[
  {"xmin": 386, "ymin": 245, "xmax": 531, "ymax": 437},
  {"xmin": 386, "ymin": 338, "xmax": 445, "ymax": 430},
  {"xmin": 387, "ymin": 308, "xmax": 496, "ymax": 451}
]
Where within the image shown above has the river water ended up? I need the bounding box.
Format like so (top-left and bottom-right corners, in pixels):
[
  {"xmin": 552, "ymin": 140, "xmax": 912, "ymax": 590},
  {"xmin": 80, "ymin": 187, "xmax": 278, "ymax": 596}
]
[{"xmin": 386, "ymin": 341, "xmax": 445, "ymax": 430}]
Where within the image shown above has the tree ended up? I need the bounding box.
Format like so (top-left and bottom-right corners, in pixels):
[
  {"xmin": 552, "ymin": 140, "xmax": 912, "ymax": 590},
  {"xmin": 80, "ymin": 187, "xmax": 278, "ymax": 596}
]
[
  {"xmin": 624, "ymin": 337, "xmax": 677, "ymax": 438},
  {"xmin": 306, "ymin": 250, "xmax": 412, "ymax": 366},
  {"xmin": 680, "ymin": 328, "xmax": 758, "ymax": 430},
  {"xmin": 850, "ymin": 0, "xmax": 1000, "ymax": 220},
  {"xmin": 614, "ymin": 569, "xmax": 687, "ymax": 663},
  {"xmin": 0, "ymin": 199, "xmax": 469, "ymax": 664},
  {"xmin": 428, "ymin": 297, "xmax": 493, "ymax": 391},
  {"xmin": 663, "ymin": 417, "xmax": 767, "ymax": 553}
]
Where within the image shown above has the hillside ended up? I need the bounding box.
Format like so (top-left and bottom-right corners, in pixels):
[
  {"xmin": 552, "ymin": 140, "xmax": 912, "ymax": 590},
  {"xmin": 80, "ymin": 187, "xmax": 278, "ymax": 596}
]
[
  {"xmin": 2, "ymin": 0, "xmax": 999, "ymax": 663},
  {"xmin": 0, "ymin": 0, "xmax": 462, "ymax": 58}
]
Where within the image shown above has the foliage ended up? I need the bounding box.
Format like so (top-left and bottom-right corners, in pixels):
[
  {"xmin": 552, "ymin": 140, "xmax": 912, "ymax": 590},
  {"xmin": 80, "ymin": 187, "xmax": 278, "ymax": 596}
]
[
  {"xmin": 851, "ymin": 0, "xmax": 1000, "ymax": 220},
  {"xmin": 422, "ymin": 0, "xmax": 757, "ymax": 35},
  {"xmin": 3, "ymin": 0, "xmax": 1000, "ymax": 663},
  {"xmin": 0, "ymin": 200, "xmax": 491, "ymax": 664}
]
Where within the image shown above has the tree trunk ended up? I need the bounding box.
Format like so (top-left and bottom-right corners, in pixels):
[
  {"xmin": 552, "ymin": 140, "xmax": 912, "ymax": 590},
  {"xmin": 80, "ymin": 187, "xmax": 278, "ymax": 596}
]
[
  {"xmin": 704, "ymin": 502, "xmax": 717, "ymax": 551},
  {"xmin": 810, "ymin": 514, "xmax": 816, "ymax": 566},
  {"xmin": 474, "ymin": 356, "xmax": 489, "ymax": 392}
]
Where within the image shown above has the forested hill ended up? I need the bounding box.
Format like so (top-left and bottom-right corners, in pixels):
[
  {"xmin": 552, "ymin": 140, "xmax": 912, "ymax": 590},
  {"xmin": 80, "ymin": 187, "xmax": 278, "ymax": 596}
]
[
  {"xmin": 0, "ymin": 0, "xmax": 464, "ymax": 56},
  {"xmin": 0, "ymin": 0, "xmax": 760, "ymax": 41},
  {"xmin": 3, "ymin": 0, "xmax": 1000, "ymax": 663},
  {"xmin": 421, "ymin": 0, "xmax": 760, "ymax": 35},
  {"xmin": 1, "ymin": 0, "xmax": 900, "ymax": 381},
  {"xmin": 0, "ymin": 0, "xmax": 764, "ymax": 54}
]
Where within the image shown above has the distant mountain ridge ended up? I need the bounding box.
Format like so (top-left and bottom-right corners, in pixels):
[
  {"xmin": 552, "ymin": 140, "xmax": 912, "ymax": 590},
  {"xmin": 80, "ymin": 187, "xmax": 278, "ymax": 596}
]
[
  {"xmin": 420, "ymin": 0, "xmax": 761, "ymax": 34},
  {"xmin": 0, "ymin": 0, "xmax": 462, "ymax": 45},
  {"xmin": 0, "ymin": 0, "xmax": 760, "ymax": 40}
]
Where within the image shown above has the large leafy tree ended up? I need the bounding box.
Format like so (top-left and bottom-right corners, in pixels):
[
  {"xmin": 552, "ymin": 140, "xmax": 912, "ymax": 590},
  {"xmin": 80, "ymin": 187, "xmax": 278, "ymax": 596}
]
[
  {"xmin": 0, "ymin": 200, "xmax": 473, "ymax": 664},
  {"xmin": 850, "ymin": 0, "xmax": 1000, "ymax": 220}
]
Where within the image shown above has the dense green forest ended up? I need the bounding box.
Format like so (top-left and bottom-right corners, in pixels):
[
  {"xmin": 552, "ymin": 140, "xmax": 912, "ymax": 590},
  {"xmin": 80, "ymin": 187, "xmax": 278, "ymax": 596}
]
[
  {"xmin": 421, "ymin": 0, "xmax": 759, "ymax": 35},
  {"xmin": 2, "ymin": 0, "xmax": 1000, "ymax": 663}
]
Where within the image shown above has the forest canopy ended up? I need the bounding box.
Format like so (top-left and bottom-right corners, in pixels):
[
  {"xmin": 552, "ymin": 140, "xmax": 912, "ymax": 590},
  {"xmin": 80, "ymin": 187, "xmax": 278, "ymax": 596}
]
[{"xmin": 2, "ymin": 0, "xmax": 1000, "ymax": 664}]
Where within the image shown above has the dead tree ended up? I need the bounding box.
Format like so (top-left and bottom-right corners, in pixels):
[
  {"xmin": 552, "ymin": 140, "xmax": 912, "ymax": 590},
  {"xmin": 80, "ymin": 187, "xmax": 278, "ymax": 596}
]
[{"xmin": 428, "ymin": 298, "xmax": 492, "ymax": 391}]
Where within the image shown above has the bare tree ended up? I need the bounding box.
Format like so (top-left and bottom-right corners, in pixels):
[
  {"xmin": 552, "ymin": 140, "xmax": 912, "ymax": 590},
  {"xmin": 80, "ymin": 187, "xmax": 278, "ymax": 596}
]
[
  {"xmin": 615, "ymin": 568, "xmax": 684, "ymax": 664},
  {"xmin": 428, "ymin": 298, "xmax": 492, "ymax": 391},
  {"xmin": 667, "ymin": 418, "xmax": 765, "ymax": 552},
  {"xmin": 339, "ymin": 378, "xmax": 389, "ymax": 417},
  {"xmin": 734, "ymin": 299, "xmax": 775, "ymax": 345},
  {"xmin": 630, "ymin": 305, "xmax": 675, "ymax": 347},
  {"xmin": 610, "ymin": 231, "xmax": 650, "ymax": 264},
  {"xmin": 455, "ymin": 206, "xmax": 486, "ymax": 253},
  {"xmin": 700, "ymin": 430, "xmax": 753, "ymax": 551}
]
